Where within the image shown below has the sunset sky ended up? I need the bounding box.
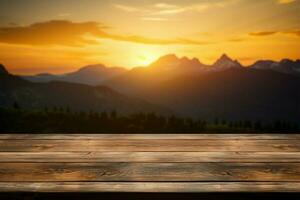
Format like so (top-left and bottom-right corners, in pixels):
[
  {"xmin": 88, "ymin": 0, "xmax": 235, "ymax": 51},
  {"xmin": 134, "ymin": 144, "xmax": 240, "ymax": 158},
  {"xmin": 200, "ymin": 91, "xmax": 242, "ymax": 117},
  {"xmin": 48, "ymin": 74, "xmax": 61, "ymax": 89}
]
[{"xmin": 0, "ymin": 0, "xmax": 300, "ymax": 74}]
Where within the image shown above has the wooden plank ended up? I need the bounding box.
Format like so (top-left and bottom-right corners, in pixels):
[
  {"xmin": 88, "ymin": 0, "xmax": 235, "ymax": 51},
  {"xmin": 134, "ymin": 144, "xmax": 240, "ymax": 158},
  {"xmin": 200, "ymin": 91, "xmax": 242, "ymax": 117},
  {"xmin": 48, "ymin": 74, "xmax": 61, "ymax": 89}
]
[
  {"xmin": 0, "ymin": 134, "xmax": 299, "ymax": 140},
  {"xmin": 0, "ymin": 152, "xmax": 299, "ymax": 163},
  {"xmin": 0, "ymin": 163, "xmax": 300, "ymax": 182},
  {"xmin": 0, "ymin": 182, "xmax": 299, "ymax": 192},
  {"xmin": 0, "ymin": 134, "xmax": 299, "ymax": 193},
  {"xmin": 0, "ymin": 139, "xmax": 299, "ymax": 152}
]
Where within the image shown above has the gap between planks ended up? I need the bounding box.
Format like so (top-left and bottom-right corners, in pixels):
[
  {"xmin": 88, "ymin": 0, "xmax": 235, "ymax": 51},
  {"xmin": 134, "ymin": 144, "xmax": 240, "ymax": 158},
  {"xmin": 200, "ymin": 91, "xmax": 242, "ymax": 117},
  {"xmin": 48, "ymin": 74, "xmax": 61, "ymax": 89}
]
[{"xmin": 0, "ymin": 134, "xmax": 300, "ymax": 140}]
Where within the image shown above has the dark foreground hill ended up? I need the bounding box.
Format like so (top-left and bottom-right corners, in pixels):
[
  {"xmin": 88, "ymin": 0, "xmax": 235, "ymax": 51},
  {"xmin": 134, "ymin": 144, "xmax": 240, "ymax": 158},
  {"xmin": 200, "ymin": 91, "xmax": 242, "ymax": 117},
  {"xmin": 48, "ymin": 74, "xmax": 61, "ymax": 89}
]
[
  {"xmin": 104, "ymin": 67, "xmax": 300, "ymax": 121},
  {"xmin": 138, "ymin": 68, "xmax": 300, "ymax": 121}
]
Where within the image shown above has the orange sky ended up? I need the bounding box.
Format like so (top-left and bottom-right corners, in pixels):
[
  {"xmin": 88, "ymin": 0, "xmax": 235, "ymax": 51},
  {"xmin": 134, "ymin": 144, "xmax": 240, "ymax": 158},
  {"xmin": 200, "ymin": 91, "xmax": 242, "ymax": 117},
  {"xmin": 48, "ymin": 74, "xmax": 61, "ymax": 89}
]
[{"xmin": 0, "ymin": 0, "xmax": 299, "ymax": 74}]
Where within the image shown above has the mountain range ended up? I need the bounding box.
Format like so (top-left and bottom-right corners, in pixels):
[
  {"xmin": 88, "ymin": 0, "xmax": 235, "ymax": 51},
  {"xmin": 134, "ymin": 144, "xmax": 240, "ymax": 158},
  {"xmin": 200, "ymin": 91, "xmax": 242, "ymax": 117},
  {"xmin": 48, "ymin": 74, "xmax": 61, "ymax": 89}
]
[
  {"xmin": 24, "ymin": 64, "xmax": 127, "ymax": 85},
  {"xmin": 23, "ymin": 54, "xmax": 300, "ymax": 86},
  {"xmin": 0, "ymin": 64, "xmax": 168, "ymax": 114},
  {"xmin": 1, "ymin": 54, "xmax": 300, "ymax": 121},
  {"xmin": 251, "ymin": 59, "xmax": 300, "ymax": 75}
]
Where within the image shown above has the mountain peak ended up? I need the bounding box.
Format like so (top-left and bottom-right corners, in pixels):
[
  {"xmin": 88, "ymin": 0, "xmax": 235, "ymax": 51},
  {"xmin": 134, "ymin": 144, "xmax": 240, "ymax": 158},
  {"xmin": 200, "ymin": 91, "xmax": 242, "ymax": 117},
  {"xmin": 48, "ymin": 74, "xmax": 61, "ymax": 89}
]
[
  {"xmin": 0, "ymin": 64, "xmax": 9, "ymax": 75},
  {"xmin": 218, "ymin": 54, "xmax": 233, "ymax": 62},
  {"xmin": 150, "ymin": 54, "xmax": 208, "ymax": 71},
  {"xmin": 77, "ymin": 64, "xmax": 107, "ymax": 73},
  {"xmin": 280, "ymin": 59, "xmax": 293, "ymax": 64},
  {"xmin": 214, "ymin": 54, "xmax": 234, "ymax": 65},
  {"xmin": 213, "ymin": 54, "xmax": 241, "ymax": 71},
  {"xmin": 149, "ymin": 54, "xmax": 181, "ymax": 69},
  {"xmin": 156, "ymin": 54, "xmax": 180, "ymax": 63}
]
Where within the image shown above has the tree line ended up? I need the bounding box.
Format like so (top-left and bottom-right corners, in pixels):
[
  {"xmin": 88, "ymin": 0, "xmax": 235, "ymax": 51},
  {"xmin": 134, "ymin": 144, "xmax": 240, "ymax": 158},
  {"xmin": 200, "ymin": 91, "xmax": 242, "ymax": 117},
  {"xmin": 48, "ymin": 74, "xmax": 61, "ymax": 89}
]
[{"xmin": 0, "ymin": 104, "xmax": 299, "ymax": 133}]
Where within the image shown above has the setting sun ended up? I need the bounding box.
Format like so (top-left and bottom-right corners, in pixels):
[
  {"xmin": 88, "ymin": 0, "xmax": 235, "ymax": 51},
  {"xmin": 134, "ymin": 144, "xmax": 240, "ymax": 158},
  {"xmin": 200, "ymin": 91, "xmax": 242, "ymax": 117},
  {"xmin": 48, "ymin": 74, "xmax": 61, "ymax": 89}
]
[
  {"xmin": 126, "ymin": 45, "xmax": 164, "ymax": 66},
  {"xmin": 137, "ymin": 54, "xmax": 158, "ymax": 66}
]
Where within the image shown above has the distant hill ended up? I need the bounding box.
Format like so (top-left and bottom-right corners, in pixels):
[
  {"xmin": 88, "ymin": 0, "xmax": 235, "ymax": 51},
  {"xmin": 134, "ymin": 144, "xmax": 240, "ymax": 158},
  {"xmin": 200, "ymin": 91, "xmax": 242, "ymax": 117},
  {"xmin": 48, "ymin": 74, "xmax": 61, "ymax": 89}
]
[
  {"xmin": 24, "ymin": 64, "xmax": 127, "ymax": 85},
  {"xmin": 250, "ymin": 59, "xmax": 300, "ymax": 76},
  {"xmin": 0, "ymin": 64, "xmax": 169, "ymax": 114},
  {"xmin": 138, "ymin": 68, "xmax": 300, "ymax": 121}
]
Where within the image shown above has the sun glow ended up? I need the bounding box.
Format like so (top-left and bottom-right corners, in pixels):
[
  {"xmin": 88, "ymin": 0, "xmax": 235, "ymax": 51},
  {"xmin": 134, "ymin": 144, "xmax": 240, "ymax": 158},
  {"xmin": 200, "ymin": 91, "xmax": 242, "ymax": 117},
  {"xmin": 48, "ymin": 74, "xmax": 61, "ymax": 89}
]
[
  {"xmin": 137, "ymin": 53, "xmax": 159, "ymax": 66},
  {"xmin": 126, "ymin": 45, "xmax": 167, "ymax": 67}
]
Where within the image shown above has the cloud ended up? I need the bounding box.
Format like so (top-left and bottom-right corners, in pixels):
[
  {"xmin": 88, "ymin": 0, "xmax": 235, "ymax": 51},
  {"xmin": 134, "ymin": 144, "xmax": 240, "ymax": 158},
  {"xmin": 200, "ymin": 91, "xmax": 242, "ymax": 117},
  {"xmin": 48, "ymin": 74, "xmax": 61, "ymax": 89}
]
[
  {"xmin": 151, "ymin": 2, "xmax": 224, "ymax": 16},
  {"xmin": 249, "ymin": 30, "xmax": 300, "ymax": 37},
  {"xmin": 0, "ymin": 20, "xmax": 209, "ymax": 46},
  {"xmin": 227, "ymin": 38, "xmax": 247, "ymax": 42},
  {"xmin": 113, "ymin": 4, "xmax": 139, "ymax": 12},
  {"xmin": 102, "ymin": 34, "xmax": 210, "ymax": 45},
  {"xmin": 0, "ymin": 20, "xmax": 103, "ymax": 46},
  {"xmin": 277, "ymin": 0, "xmax": 296, "ymax": 4},
  {"xmin": 114, "ymin": 0, "xmax": 238, "ymax": 17},
  {"xmin": 249, "ymin": 31, "xmax": 278, "ymax": 36},
  {"xmin": 284, "ymin": 30, "xmax": 300, "ymax": 36},
  {"xmin": 141, "ymin": 17, "xmax": 169, "ymax": 21},
  {"xmin": 154, "ymin": 7, "xmax": 189, "ymax": 15},
  {"xmin": 154, "ymin": 3, "xmax": 178, "ymax": 9},
  {"xmin": 153, "ymin": 5, "xmax": 210, "ymax": 16}
]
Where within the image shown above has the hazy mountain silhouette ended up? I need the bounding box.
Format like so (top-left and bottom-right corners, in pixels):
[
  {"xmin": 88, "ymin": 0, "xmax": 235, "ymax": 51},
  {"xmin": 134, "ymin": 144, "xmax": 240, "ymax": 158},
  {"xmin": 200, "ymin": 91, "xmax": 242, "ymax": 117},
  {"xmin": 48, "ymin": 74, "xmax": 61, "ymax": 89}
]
[
  {"xmin": 104, "ymin": 54, "xmax": 210, "ymax": 94},
  {"xmin": 149, "ymin": 54, "xmax": 208, "ymax": 73},
  {"xmin": 211, "ymin": 54, "xmax": 242, "ymax": 71},
  {"xmin": 24, "ymin": 64, "xmax": 127, "ymax": 85},
  {"xmin": 250, "ymin": 59, "xmax": 300, "ymax": 76},
  {"xmin": 102, "ymin": 54, "xmax": 243, "ymax": 92},
  {"xmin": 22, "ymin": 54, "xmax": 300, "ymax": 87},
  {"xmin": 103, "ymin": 54, "xmax": 249, "ymax": 95},
  {"xmin": 0, "ymin": 64, "xmax": 169, "ymax": 114}
]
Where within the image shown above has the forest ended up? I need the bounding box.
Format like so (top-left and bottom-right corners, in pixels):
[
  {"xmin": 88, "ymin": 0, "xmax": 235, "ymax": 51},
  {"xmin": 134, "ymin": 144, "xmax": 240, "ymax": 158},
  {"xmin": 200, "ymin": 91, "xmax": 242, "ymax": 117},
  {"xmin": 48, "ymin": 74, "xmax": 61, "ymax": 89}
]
[{"xmin": 1, "ymin": 103, "xmax": 299, "ymax": 133}]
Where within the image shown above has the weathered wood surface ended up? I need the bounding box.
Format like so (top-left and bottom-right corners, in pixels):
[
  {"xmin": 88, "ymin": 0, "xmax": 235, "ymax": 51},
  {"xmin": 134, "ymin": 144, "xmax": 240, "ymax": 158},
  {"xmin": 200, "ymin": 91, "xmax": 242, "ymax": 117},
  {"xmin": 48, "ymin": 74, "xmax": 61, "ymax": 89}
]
[
  {"xmin": 0, "ymin": 152, "xmax": 299, "ymax": 162},
  {"xmin": 0, "ymin": 134, "xmax": 299, "ymax": 192},
  {"xmin": 1, "ymin": 139, "xmax": 299, "ymax": 152},
  {"xmin": 1, "ymin": 163, "xmax": 300, "ymax": 182}
]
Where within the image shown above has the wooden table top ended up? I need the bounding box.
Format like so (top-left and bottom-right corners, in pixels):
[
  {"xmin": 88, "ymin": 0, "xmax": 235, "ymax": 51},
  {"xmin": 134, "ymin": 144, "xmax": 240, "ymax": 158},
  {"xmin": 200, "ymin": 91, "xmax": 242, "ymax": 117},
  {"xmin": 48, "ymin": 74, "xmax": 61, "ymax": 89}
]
[{"xmin": 0, "ymin": 134, "xmax": 299, "ymax": 192}]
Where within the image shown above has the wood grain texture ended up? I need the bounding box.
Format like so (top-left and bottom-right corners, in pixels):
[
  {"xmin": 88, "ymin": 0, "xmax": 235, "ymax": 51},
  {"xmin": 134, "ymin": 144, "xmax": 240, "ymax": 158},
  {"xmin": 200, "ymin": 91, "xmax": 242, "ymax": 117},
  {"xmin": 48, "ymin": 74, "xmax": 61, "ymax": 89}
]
[
  {"xmin": 1, "ymin": 182, "xmax": 300, "ymax": 192},
  {"xmin": 0, "ymin": 134, "xmax": 299, "ymax": 192},
  {"xmin": 1, "ymin": 139, "xmax": 299, "ymax": 152},
  {"xmin": 0, "ymin": 152, "xmax": 299, "ymax": 163},
  {"xmin": 0, "ymin": 134, "xmax": 299, "ymax": 140},
  {"xmin": 0, "ymin": 163, "xmax": 300, "ymax": 182}
]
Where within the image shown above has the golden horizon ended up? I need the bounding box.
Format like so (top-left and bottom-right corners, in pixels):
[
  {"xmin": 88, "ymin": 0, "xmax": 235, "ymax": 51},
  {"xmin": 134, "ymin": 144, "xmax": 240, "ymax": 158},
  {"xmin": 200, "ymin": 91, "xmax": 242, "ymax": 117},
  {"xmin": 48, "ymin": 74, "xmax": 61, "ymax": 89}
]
[{"xmin": 0, "ymin": 0, "xmax": 299, "ymax": 74}]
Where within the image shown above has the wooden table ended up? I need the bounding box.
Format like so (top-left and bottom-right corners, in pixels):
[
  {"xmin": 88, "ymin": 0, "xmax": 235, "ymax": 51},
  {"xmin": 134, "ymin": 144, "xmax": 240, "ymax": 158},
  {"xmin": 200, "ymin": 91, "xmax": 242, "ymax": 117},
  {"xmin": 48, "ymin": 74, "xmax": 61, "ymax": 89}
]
[{"xmin": 0, "ymin": 134, "xmax": 299, "ymax": 192}]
